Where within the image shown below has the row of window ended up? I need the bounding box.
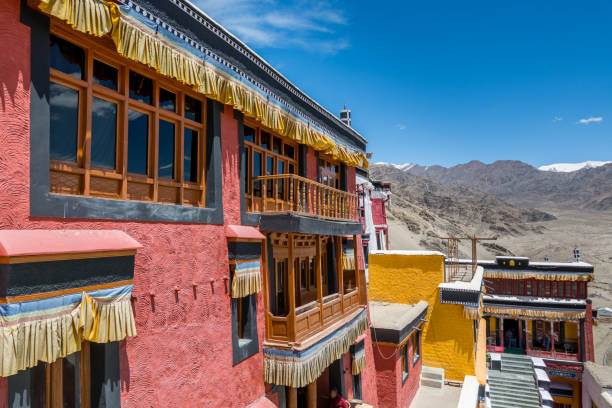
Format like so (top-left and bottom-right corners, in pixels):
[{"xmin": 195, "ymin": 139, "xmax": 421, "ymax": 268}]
[
  {"xmin": 49, "ymin": 30, "xmax": 347, "ymax": 209},
  {"xmin": 49, "ymin": 31, "xmax": 206, "ymax": 205},
  {"xmin": 485, "ymin": 278, "xmax": 587, "ymax": 299}
]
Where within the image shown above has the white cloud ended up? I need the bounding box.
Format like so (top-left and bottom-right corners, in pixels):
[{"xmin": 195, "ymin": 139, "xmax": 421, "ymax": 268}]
[
  {"xmin": 577, "ymin": 116, "xmax": 603, "ymax": 124},
  {"xmin": 193, "ymin": 0, "xmax": 350, "ymax": 54},
  {"xmin": 553, "ymin": 116, "xmax": 563, "ymax": 122},
  {"xmin": 396, "ymin": 124, "xmax": 406, "ymax": 131}
]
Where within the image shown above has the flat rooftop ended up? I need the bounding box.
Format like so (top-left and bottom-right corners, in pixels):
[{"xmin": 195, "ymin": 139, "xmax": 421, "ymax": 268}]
[
  {"xmin": 410, "ymin": 383, "xmax": 461, "ymax": 408},
  {"xmin": 369, "ymin": 301, "xmax": 428, "ymax": 331}
]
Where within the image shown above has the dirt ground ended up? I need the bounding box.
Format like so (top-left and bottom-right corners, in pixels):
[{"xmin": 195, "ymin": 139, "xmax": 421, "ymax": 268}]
[{"xmin": 389, "ymin": 209, "xmax": 612, "ymax": 364}]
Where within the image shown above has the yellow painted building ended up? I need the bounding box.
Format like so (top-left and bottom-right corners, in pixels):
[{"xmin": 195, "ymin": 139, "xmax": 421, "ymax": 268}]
[{"xmin": 369, "ymin": 251, "xmax": 485, "ymax": 382}]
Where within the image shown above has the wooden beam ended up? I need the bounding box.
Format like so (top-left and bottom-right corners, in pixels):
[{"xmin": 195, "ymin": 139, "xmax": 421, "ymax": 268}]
[
  {"xmin": 287, "ymin": 387, "xmax": 298, "ymax": 408},
  {"xmin": 307, "ymin": 381, "xmax": 317, "ymax": 408}
]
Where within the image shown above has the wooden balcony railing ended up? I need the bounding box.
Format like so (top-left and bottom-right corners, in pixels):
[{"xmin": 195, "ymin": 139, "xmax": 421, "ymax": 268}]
[
  {"xmin": 250, "ymin": 174, "xmax": 357, "ymax": 221},
  {"xmin": 266, "ymin": 289, "xmax": 363, "ymax": 346},
  {"xmin": 264, "ymin": 234, "xmax": 365, "ymax": 347}
]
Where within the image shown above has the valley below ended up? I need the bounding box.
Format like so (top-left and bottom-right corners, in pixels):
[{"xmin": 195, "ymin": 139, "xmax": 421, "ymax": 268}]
[{"xmin": 371, "ymin": 162, "xmax": 612, "ymax": 364}]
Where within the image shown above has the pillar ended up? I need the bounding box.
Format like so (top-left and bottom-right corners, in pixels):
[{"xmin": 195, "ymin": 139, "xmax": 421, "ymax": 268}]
[
  {"xmin": 287, "ymin": 387, "xmax": 297, "ymax": 408},
  {"xmin": 307, "ymin": 381, "xmax": 317, "ymax": 408}
]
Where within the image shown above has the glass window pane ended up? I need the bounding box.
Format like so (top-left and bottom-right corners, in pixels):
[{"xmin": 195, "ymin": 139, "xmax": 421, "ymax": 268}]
[
  {"xmin": 260, "ymin": 132, "xmax": 270, "ymax": 149},
  {"xmin": 284, "ymin": 145, "xmax": 294, "ymax": 159},
  {"xmin": 184, "ymin": 95, "xmax": 202, "ymax": 122},
  {"xmin": 63, "ymin": 352, "xmax": 82, "ymax": 408},
  {"xmin": 50, "ymin": 35, "xmax": 84, "ymax": 79},
  {"xmin": 300, "ymin": 260, "xmax": 307, "ymax": 289},
  {"xmin": 158, "ymin": 120, "xmax": 176, "ymax": 179},
  {"xmin": 91, "ymin": 97, "xmax": 117, "ymax": 169},
  {"xmin": 273, "ymin": 137, "xmax": 281, "ymax": 153},
  {"xmin": 50, "ymin": 82, "xmax": 79, "ymax": 162},
  {"xmin": 127, "ymin": 110, "xmax": 149, "ymax": 175},
  {"xmin": 129, "ymin": 71, "xmax": 153, "ymax": 105},
  {"xmin": 184, "ymin": 128, "xmax": 198, "ymax": 182},
  {"xmin": 266, "ymin": 156, "xmax": 274, "ymax": 198},
  {"xmin": 159, "ymin": 88, "xmax": 176, "ymax": 112},
  {"xmin": 244, "ymin": 125, "xmax": 255, "ymax": 143},
  {"xmin": 93, "ymin": 60, "xmax": 118, "ymax": 90},
  {"xmin": 8, "ymin": 361, "xmax": 46, "ymax": 408},
  {"xmin": 253, "ymin": 151, "xmax": 262, "ymax": 197}
]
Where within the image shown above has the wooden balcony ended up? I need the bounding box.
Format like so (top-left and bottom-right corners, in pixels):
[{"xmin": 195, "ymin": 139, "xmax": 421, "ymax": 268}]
[
  {"xmin": 263, "ymin": 233, "xmax": 366, "ymax": 348},
  {"xmin": 248, "ymin": 174, "xmax": 358, "ymax": 222}
]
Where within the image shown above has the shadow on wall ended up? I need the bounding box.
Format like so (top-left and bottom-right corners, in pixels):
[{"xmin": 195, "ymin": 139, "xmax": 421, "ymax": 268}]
[
  {"xmin": 422, "ymin": 297, "xmax": 475, "ymax": 381},
  {"xmin": 0, "ymin": 1, "xmax": 32, "ymax": 113}
]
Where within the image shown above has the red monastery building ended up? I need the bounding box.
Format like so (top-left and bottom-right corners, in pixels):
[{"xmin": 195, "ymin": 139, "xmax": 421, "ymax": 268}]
[{"xmin": 0, "ymin": 0, "xmax": 378, "ymax": 406}]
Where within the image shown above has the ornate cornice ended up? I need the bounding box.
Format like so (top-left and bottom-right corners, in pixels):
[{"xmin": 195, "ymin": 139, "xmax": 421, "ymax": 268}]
[{"xmin": 121, "ymin": 0, "xmax": 367, "ymax": 151}]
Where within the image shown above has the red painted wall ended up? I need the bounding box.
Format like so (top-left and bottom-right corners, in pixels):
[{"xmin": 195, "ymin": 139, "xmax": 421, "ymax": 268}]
[
  {"xmin": 372, "ymin": 340, "xmax": 421, "ymax": 408},
  {"xmin": 346, "ymin": 166, "xmax": 356, "ymax": 194},
  {"xmin": 306, "ymin": 147, "xmax": 318, "ymax": 181},
  {"xmin": 0, "ymin": 3, "xmax": 265, "ymax": 406}
]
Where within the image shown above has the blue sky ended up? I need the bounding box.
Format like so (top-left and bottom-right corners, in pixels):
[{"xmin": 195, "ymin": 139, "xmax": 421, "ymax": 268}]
[{"xmin": 195, "ymin": 0, "xmax": 612, "ymax": 167}]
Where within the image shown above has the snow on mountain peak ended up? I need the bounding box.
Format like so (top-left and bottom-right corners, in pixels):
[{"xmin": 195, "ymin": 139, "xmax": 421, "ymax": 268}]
[
  {"xmin": 374, "ymin": 162, "xmax": 416, "ymax": 171},
  {"xmin": 538, "ymin": 161, "xmax": 612, "ymax": 173}
]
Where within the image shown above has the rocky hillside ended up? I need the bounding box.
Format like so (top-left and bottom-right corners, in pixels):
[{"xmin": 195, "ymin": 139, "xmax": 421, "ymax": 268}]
[
  {"xmin": 391, "ymin": 160, "xmax": 612, "ymax": 211},
  {"xmin": 368, "ymin": 165, "xmax": 555, "ymax": 255}
]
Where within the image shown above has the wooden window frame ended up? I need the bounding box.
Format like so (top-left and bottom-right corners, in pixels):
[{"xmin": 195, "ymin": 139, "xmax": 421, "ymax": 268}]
[
  {"xmin": 318, "ymin": 156, "xmax": 341, "ymax": 190},
  {"xmin": 401, "ymin": 343, "xmax": 409, "ymax": 384},
  {"xmin": 48, "ymin": 23, "xmax": 207, "ymax": 207},
  {"xmin": 244, "ymin": 121, "xmax": 298, "ymax": 213},
  {"xmin": 46, "ymin": 342, "xmax": 91, "ymax": 408}
]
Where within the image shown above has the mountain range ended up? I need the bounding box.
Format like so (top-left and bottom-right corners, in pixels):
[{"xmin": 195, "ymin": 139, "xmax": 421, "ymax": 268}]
[{"xmin": 373, "ymin": 160, "xmax": 612, "ymax": 211}]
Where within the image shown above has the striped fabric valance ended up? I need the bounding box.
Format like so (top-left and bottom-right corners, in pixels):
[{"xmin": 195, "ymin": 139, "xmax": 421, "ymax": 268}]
[
  {"xmin": 231, "ymin": 260, "xmax": 262, "ymax": 298},
  {"xmin": 264, "ymin": 309, "xmax": 368, "ymax": 388},
  {"xmin": 463, "ymin": 305, "xmax": 482, "ymax": 320},
  {"xmin": 0, "ymin": 284, "xmax": 136, "ymax": 377},
  {"xmin": 351, "ymin": 347, "xmax": 366, "ymax": 375},
  {"xmin": 342, "ymin": 249, "xmax": 355, "ymax": 270},
  {"xmin": 29, "ymin": 0, "xmax": 368, "ymax": 169},
  {"xmin": 483, "ymin": 305, "xmax": 585, "ymax": 321},
  {"xmin": 484, "ymin": 270, "xmax": 593, "ymax": 282}
]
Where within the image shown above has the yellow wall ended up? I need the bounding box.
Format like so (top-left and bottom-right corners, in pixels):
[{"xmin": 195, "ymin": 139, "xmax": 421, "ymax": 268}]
[
  {"xmin": 489, "ymin": 316, "xmax": 496, "ymax": 331},
  {"xmin": 369, "ymin": 253, "xmax": 476, "ymax": 381},
  {"xmin": 565, "ymin": 322, "xmax": 578, "ymax": 340}
]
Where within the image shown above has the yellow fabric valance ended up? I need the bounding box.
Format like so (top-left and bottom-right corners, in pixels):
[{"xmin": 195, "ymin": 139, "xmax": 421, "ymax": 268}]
[
  {"xmin": 231, "ymin": 261, "xmax": 262, "ymax": 298},
  {"xmin": 0, "ymin": 292, "xmax": 136, "ymax": 377},
  {"xmin": 264, "ymin": 309, "xmax": 368, "ymax": 388},
  {"xmin": 483, "ymin": 305, "xmax": 585, "ymax": 321},
  {"xmin": 31, "ymin": 0, "xmax": 368, "ymax": 169},
  {"xmin": 30, "ymin": 0, "xmax": 113, "ymax": 36}
]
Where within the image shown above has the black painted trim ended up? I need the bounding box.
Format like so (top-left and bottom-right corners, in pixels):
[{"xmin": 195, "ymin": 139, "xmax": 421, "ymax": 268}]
[
  {"xmin": 370, "ymin": 308, "xmax": 428, "ymax": 346},
  {"xmin": 227, "ymin": 241, "xmax": 262, "ymax": 261},
  {"xmin": 439, "ymin": 288, "xmax": 481, "ymax": 306},
  {"xmin": 22, "ymin": 3, "xmax": 224, "ymax": 224},
  {"xmin": 0, "ymin": 256, "xmax": 135, "ymax": 297},
  {"xmin": 231, "ymin": 293, "xmax": 259, "ymax": 365},
  {"xmin": 259, "ymin": 214, "xmax": 362, "ymax": 236}
]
